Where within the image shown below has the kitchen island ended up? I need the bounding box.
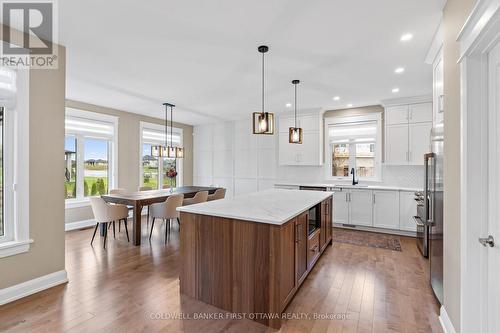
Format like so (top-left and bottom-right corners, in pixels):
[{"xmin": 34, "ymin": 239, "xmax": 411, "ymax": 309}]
[{"xmin": 177, "ymin": 189, "xmax": 333, "ymax": 328}]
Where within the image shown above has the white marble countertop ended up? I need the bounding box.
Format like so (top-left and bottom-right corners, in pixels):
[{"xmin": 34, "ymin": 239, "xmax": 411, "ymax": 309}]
[
  {"xmin": 274, "ymin": 181, "xmax": 421, "ymax": 192},
  {"xmin": 177, "ymin": 189, "xmax": 333, "ymax": 225}
]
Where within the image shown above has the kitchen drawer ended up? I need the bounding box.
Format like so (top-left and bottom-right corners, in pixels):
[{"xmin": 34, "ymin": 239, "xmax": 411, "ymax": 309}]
[{"xmin": 307, "ymin": 229, "xmax": 321, "ymax": 269}]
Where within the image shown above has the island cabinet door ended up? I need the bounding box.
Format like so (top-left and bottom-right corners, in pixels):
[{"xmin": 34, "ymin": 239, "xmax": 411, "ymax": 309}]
[
  {"xmin": 321, "ymin": 198, "xmax": 333, "ymax": 250},
  {"xmin": 280, "ymin": 218, "xmax": 297, "ymax": 308},
  {"xmin": 295, "ymin": 211, "xmax": 308, "ymax": 285}
]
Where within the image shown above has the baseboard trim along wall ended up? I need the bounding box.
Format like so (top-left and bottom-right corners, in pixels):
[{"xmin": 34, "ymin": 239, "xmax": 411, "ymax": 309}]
[
  {"xmin": 0, "ymin": 270, "xmax": 68, "ymax": 306},
  {"xmin": 439, "ymin": 306, "xmax": 457, "ymax": 333}
]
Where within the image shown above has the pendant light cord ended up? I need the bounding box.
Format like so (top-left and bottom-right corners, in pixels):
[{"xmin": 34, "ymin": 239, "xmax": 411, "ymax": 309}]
[
  {"xmin": 262, "ymin": 51, "xmax": 265, "ymax": 114},
  {"xmin": 294, "ymin": 83, "xmax": 297, "ymax": 127},
  {"xmin": 165, "ymin": 104, "xmax": 168, "ymax": 148},
  {"xmin": 170, "ymin": 106, "xmax": 173, "ymax": 148}
]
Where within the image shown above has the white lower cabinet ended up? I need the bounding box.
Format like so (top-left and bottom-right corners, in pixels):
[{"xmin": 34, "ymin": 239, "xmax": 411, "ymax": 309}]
[
  {"xmin": 399, "ymin": 191, "xmax": 417, "ymax": 232},
  {"xmin": 333, "ymin": 188, "xmax": 349, "ymax": 225},
  {"xmin": 349, "ymin": 190, "xmax": 373, "ymax": 226},
  {"xmin": 332, "ymin": 187, "xmax": 417, "ymax": 233},
  {"xmin": 373, "ymin": 190, "xmax": 400, "ymax": 229}
]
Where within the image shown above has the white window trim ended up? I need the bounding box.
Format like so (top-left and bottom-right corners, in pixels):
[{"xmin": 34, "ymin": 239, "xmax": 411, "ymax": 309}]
[
  {"xmin": 324, "ymin": 113, "xmax": 383, "ymax": 182},
  {"xmin": 64, "ymin": 108, "xmax": 119, "ymax": 209},
  {"xmin": 0, "ymin": 67, "xmax": 32, "ymax": 258},
  {"xmin": 139, "ymin": 121, "xmax": 183, "ymax": 189}
]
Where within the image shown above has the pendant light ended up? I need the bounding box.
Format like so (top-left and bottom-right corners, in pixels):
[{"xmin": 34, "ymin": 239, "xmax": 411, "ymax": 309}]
[
  {"xmin": 252, "ymin": 45, "xmax": 274, "ymax": 135},
  {"xmin": 151, "ymin": 103, "xmax": 184, "ymax": 159},
  {"xmin": 289, "ymin": 79, "xmax": 303, "ymax": 144}
]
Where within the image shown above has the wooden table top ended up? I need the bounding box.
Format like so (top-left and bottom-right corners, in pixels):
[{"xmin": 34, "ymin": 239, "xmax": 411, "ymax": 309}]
[{"xmin": 102, "ymin": 186, "xmax": 220, "ymax": 205}]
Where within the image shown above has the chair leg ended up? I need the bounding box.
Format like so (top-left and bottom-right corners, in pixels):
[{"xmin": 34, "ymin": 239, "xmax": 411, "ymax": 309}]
[
  {"xmin": 147, "ymin": 207, "xmax": 150, "ymax": 226},
  {"xmin": 123, "ymin": 219, "xmax": 129, "ymax": 242},
  {"xmin": 108, "ymin": 222, "xmax": 112, "ymax": 229},
  {"xmin": 149, "ymin": 217, "xmax": 156, "ymax": 242},
  {"xmin": 104, "ymin": 222, "xmax": 108, "ymax": 249},
  {"xmin": 112, "ymin": 221, "xmax": 116, "ymax": 239},
  {"xmin": 119, "ymin": 220, "xmax": 121, "ymax": 232},
  {"xmin": 177, "ymin": 217, "xmax": 180, "ymax": 228},
  {"xmin": 165, "ymin": 219, "xmax": 169, "ymax": 245},
  {"xmin": 91, "ymin": 223, "xmax": 99, "ymax": 245}
]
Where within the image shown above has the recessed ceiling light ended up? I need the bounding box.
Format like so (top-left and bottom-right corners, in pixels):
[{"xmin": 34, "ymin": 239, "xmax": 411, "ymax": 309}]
[
  {"xmin": 392, "ymin": 88, "xmax": 400, "ymax": 93},
  {"xmin": 400, "ymin": 33, "xmax": 413, "ymax": 42},
  {"xmin": 286, "ymin": 103, "xmax": 292, "ymax": 108},
  {"xmin": 395, "ymin": 67, "xmax": 405, "ymax": 74},
  {"xmin": 347, "ymin": 103, "xmax": 353, "ymax": 107},
  {"xmin": 333, "ymin": 96, "xmax": 340, "ymax": 101}
]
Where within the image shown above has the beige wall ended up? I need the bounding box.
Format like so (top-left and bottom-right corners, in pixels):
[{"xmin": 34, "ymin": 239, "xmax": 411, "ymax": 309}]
[
  {"xmin": 0, "ymin": 28, "xmax": 66, "ymax": 288},
  {"xmin": 442, "ymin": 0, "xmax": 477, "ymax": 331},
  {"xmin": 64, "ymin": 100, "xmax": 193, "ymax": 224}
]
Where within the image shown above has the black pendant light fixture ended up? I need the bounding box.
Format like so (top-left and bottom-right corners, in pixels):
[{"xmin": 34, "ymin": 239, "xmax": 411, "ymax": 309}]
[
  {"xmin": 151, "ymin": 103, "xmax": 184, "ymax": 159},
  {"xmin": 252, "ymin": 45, "xmax": 274, "ymax": 135},
  {"xmin": 289, "ymin": 79, "xmax": 303, "ymax": 144}
]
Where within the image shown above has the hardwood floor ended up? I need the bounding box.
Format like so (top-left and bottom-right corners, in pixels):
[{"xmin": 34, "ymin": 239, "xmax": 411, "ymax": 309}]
[{"xmin": 0, "ymin": 222, "xmax": 442, "ymax": 333}]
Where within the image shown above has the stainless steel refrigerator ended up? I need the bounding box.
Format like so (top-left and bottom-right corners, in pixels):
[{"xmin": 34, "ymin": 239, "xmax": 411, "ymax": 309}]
[{"xmin": 425, "ymin": 124, "xmax": 443, "ymax": 305}]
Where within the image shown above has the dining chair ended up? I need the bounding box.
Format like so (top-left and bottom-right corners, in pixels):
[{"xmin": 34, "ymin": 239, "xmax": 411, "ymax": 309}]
[
  {"xmin": 139, "ymin": 186, "xmax": 153, "ymax": 225},
  {"xmin": 183, "ymin": 191, "xmax": 208, "ymax": 206},
  {"xmin": 207, "ymin": 188, "xmax": 226, "ymax": 201},
  {"xmin": 89, "ymin": 197, "xmax": 129, "ymax": 248},
  {"xmin": 108, "ymin": 188, "xmax": 132, "ymax": 232},
  {"xmin": 149, "ymin": 194, "xmax": 184, "ymax": 244}
]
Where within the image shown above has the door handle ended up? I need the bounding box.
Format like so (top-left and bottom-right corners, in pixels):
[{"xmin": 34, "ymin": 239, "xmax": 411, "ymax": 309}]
[{"xmin": 478, "ymin": 235, "xmax": 495, "ymax": 247}]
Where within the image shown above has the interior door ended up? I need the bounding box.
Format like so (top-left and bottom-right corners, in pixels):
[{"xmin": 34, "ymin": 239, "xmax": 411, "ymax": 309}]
[{"xmin": 486, "ymin": 39, "xmax": 500, "ymax": 333}]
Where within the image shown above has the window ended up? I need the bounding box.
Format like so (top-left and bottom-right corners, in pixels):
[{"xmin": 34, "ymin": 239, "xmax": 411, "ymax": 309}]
[
  {"xmin": 0, "ymin": 65, "xmax": 31, "ymax": 257},
  {"xmin": 140, "ymin": 122, "xmax": 183, "ymax": 189},
  {"xmin": 326, "ymin": 114, "xmax": 381, "ymax": 181},
  {"xmin": 0, "ymin": 108, "xmax": 3, "ymax": 237},
  {"xmin": 65, "ymin": 109, "xmax": 117, "ymax": 204}
]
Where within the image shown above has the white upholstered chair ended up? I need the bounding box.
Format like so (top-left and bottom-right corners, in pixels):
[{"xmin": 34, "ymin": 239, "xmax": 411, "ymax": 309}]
[
  {"xmin": 183, "ymin": 191, "xmax": 208, "ymax": 206},
  {"xmin": 149, "ymin": 194, "xmax": 184, "ymax": 244},
  {"xmin": 207, "ymin": 188, "xmax": 226, "ymax": 201},
  {"xmin": 89, "ymin": 197, "xmax": 130, "ymax": 248}
]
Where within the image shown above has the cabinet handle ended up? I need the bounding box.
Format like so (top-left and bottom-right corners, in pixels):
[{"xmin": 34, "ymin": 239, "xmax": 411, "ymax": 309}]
[
  {"xmin": 406, "ymin": 151, "xmax": 409, "ymax": 162},
  {"xmin": 295, "ymin": 224, "xmax": 299, "ymax": 243},
  {"xmin": 310, "ymin": 245, "xmax": 319, "ymax": 253},
  {"xmin": 345, "ymin": 193, "xmax": 348, "ymax": 202},
  {"xmin": 373, "ymin": 194, "xmax": 376, "ymax": 204}
]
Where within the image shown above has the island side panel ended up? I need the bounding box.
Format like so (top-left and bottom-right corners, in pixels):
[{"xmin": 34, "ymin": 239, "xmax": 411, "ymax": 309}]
[
  {"xmin": 196, "ymin": 215, "xmax": 233, "ymax": 310},
  {"xmin": 180, "ymin": 212, "xmax": 197, "ymax": 298}
]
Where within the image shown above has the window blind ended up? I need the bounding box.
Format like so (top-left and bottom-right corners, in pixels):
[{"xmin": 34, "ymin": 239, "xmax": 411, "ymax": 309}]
[
  {"xmin": 328, "ymin": 121, "xmax": 377, "ymax": 144},
  {"xmin": 65, "ymin": 116, "xmax": 115, "ymax": 138}
]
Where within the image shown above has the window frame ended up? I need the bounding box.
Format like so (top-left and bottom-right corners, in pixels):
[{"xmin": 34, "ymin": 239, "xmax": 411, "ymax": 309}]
[
  {"xmin": 65, "ymin": 108, "xmax": 118, "ymax": 208},
  {"xmin": 139, "ymin": 121, "xmax": 183, "ymax": 189},
  {"xmin": 324, "ymin": 113, "xmax": 382, "ymax": 182},
  {"xmin": 0, "ymin": 66, "xmax": 31, "ymax": 258}
]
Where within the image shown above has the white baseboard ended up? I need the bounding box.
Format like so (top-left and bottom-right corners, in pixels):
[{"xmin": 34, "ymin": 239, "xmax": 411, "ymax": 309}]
[
  {"xmin": 65, "ymin": 210, "xmax": 144, "ymax": 232},
  {"xmin": 0, "ymin": 270, "xmax": 68, "ymax": 306},
  {"xmin": 65, "ymin": 219, "xmax": 95, "ymax": 231},
  {"xmin": 439, "ymin": 306, "xmax": 457, "ymax": 333}
]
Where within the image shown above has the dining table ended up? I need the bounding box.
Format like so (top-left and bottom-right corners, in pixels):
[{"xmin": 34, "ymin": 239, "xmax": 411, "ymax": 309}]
[{"xmin": 101, "ymin": 186, "xmax": 220, "ymax": 245}]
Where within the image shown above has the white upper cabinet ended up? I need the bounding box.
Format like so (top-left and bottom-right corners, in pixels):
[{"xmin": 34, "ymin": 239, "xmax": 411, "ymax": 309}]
[
  {"xmin": 385, "ymin": 124, "xmax": 409, "ymax": 165},
  {"xmin": 409, "ymin": 103, "xmax": 433, "ymax": 123},
  {"xmin": 385, "ymin": 105, "xmax": 409, "ymax": 125},
  {"xmin": 278, "ymin": 110, "xmax": 323, "ymax": 166},
  {"xmin": 383, "ymin": 98, "xmax": 432, "ymax": 166},
  {"xmin": 409, "ymin": 122, "xmax": 432, "ymax": 164},
  {"xmin": 372, "ymin": 190, "xmax": 400, "ymax": 229}
]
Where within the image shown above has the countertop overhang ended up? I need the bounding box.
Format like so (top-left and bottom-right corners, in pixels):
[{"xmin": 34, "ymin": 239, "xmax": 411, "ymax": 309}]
[{"xmin": 177, "ymin": 189, "xmax": 332, "ymax": 225}]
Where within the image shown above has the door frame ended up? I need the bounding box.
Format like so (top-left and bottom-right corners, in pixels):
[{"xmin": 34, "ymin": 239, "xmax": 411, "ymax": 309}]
[{"xmin": 458, "ymin": 1, "xmax": 500, "ymax": 332}]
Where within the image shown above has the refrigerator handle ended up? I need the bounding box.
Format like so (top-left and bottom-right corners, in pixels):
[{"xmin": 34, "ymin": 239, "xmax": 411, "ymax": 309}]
[{"xmin": 424, "ymin": 153, "xmax": 435, "ymax": 225}]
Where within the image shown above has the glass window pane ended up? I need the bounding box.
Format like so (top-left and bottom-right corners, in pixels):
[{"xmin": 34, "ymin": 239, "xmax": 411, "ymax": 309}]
[
  {"xmin": 355, "ymin": 143, "xmax": 375, "ymax": 178},
  {"xmin": 0, "ymin": 109, "xmax": 3, "ymax": 236},
  {"xmin": 332, "ymin": 143, "xmax": 350, "ymax": 177},
  {"xmin": 64, "ymin": 136, "xmax": 77, "ymax": 199},
  {"xmin": 163, "ymin": 158, "xmax": 177, "ymax": 189},
  {"xmin": 84, "ymin": 139, "xmax": 109, "ymax": 196},
  {"xmin": 142, "ymin": 144, "xmax": 158, "ymax": 189}
]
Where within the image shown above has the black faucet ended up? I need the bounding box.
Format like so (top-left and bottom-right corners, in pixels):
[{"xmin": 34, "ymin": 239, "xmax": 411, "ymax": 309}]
[{"xmin": 350, "ymin": 168, "xmax": 358, "ymax": 186}]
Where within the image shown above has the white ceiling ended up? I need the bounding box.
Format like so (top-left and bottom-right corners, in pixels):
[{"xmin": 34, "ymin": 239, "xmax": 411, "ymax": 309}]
[{"xmin": 60, "ymin": 0, "xmax": 445, "ymax": 125}]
